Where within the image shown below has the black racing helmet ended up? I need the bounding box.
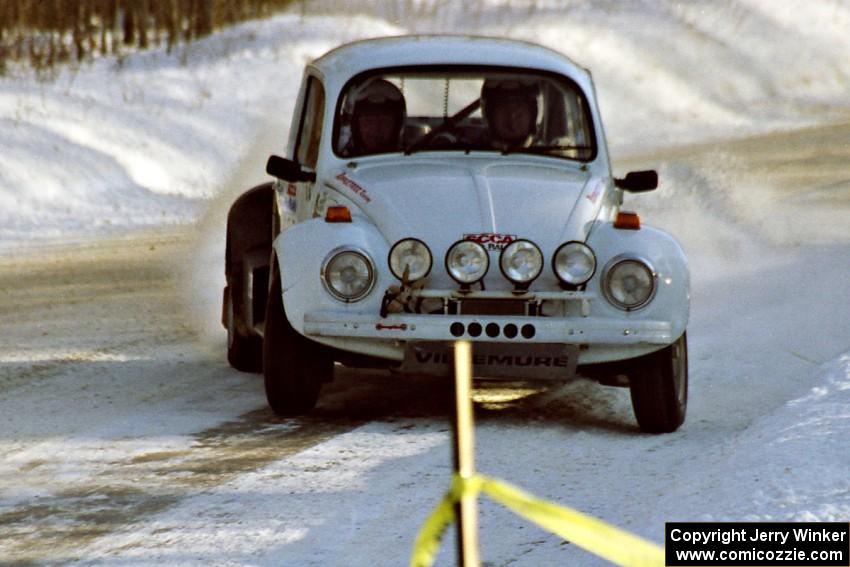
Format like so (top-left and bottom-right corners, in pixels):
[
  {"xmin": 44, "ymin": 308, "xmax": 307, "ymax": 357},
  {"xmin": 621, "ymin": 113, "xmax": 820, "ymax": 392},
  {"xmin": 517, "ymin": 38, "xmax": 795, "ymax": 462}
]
[
  {"xmin": 481, "ymin": 78, "xmax": 541, "ymax": 146},
  {"xmin": 350, "ymin": 78, "xmax": 406, "ymax": 153}
]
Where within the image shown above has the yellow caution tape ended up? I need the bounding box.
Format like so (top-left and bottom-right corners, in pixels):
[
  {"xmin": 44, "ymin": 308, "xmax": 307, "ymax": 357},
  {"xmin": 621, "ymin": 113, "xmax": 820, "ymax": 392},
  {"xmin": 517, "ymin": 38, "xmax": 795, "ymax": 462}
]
[{"xmin": 411, "ymin": 473, "xmax": 665, "ymax": 567}]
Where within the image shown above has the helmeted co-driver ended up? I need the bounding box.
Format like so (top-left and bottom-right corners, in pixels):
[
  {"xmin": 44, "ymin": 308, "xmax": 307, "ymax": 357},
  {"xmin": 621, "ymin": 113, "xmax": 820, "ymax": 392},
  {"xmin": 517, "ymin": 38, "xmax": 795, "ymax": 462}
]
[{"xmin": 481, "ymin": 78, "xmax": 541, "ymax": 149}]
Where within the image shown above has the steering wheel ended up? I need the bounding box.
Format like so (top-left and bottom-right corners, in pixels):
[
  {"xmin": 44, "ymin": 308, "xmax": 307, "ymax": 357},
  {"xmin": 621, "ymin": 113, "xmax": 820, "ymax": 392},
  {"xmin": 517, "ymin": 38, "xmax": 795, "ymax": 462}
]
[{"xmin": 405, "ymin": 98, "xmax": 481, "ymax": 154}]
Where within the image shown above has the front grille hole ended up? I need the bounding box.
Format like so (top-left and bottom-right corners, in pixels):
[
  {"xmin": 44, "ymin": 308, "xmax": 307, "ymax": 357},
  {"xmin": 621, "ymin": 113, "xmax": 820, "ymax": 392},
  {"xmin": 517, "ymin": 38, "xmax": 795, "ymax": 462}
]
[
  {"xmin": 503, "ymin": 324, "xmax": 518, "ymax": 339},
  {"xmin": 485, "ymin": 323, "xmax": 500, "ymax": 338},
  {"xmin": 450, "ymin": 322, "xmax": 465, "ymax": 337},
  {"xmin": 467, "ymin": 322, "xmax": 482, "ymax": 337},
  {"xmin": 521, "ymin": 324, "xmax": 536, "ymax": 339}
]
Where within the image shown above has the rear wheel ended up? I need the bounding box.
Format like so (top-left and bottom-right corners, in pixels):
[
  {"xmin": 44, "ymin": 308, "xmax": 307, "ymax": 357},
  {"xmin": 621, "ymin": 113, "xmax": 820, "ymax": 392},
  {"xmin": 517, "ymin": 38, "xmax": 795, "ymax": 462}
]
[
  {"xmin": 263, "ymin": 270, "xmax": 331, "ymax": 415},
  {"xmin": 628, "ymin": 333, "xmax": 688, "ymax": 433},
  {"xmin": 225, "ymin": 286, "xmax": 262, "ymax": 373}
]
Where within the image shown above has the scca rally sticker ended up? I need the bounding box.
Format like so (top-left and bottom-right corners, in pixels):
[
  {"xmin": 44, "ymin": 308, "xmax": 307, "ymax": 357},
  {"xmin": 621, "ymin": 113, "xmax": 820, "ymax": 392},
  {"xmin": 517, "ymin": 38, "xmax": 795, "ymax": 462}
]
[{"xmin": 463, "ymin": 233, "xmax": 516, "ymax": 251}]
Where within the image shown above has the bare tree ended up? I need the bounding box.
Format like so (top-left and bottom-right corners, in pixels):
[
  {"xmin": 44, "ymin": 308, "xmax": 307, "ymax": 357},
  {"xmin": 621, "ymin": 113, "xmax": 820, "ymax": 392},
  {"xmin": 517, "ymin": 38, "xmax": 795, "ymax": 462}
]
[{"xmin": 0, "ymin": 0, "xmax": 296, "ymax": 75}]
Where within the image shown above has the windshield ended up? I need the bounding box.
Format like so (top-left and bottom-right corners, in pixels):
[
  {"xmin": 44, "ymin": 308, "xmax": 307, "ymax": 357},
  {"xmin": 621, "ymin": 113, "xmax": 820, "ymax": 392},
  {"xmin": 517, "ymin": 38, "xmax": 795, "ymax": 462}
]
[{"xmin": 334, "ymin": 68, "xmax": 595, "ymax": 161}]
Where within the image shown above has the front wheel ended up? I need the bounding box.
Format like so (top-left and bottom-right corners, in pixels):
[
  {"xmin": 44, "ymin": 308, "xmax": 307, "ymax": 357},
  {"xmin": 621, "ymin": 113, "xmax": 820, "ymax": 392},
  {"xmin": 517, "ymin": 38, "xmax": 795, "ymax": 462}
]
[
  {"xmin": 628, "ymin": 333, "xmax": 688, "ymax": 433},
  {"xmin": 263, "ymin": 270, "xmax": 332, "ymax": 416}
]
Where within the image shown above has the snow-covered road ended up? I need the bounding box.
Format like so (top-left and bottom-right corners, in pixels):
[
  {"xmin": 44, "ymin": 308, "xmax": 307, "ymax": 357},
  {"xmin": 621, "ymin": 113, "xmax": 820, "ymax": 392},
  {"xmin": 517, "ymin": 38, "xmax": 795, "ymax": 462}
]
[
  {"xmin": 0, "ymin": 229, "xmax": 453, "ymax": 563},
  {"xmin": 1, "ymin": 122, "xmax": 848, "ymax": 566}
]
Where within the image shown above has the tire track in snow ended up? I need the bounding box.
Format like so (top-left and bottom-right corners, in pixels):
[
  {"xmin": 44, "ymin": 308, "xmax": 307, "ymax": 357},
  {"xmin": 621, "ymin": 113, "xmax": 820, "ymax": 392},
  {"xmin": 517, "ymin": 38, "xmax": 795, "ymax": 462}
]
[{"xmin": 0, "ymin": 369, "xmax": 458, "ymax": 565}]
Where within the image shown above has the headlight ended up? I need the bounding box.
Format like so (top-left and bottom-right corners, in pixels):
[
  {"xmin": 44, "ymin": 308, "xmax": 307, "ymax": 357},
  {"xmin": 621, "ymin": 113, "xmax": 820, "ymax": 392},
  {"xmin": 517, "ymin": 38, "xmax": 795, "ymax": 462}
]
[
  {"xmin": 445, "ymin": 240, "xmax": 489, "ymax": 284},
  {"xmin": 321, "ymin": 248, "xmax": 375, "ymax": 302},
  {"xmin": 553, "ymin": 242, "xmax": 596, "ymax": 286},
  {"xmin": 603, "ymin": 256, "xmax": 656, "ymax": 310},
  {"xmin": 499, "ymin": 239, "xmax": 543, "ymax": 286},
  {"xmin": 388, "ymin": 238, "xmax": 432, "ymax": 282}
]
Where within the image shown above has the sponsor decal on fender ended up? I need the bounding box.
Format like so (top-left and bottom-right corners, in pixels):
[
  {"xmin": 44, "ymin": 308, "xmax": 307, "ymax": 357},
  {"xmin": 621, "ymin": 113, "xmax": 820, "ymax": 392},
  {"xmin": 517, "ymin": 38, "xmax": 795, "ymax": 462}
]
[
  {"xmin": 336, "ymin": 172, "xmax": 372, "ymax": 203},
  {"xmin": 463, "ymin": 233, "xmax": 516, "ymax": 251},
  {"xmin": 585, "ymin": 183, "xmax": 602, "ymax": 204},
  {"xmin": 283, "ymin": 183, "xmax": 298, "ymax": 213}
]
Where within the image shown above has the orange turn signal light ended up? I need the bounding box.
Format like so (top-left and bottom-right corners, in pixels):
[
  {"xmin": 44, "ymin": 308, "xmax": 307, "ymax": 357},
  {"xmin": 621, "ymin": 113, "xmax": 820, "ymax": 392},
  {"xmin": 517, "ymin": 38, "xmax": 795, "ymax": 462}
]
[
  {"xmin": 614, "ymin": 211, "xmax": 641, "ymax": 230},
  {"xmin": 325, "ymin": 205, "xmax": 352, "ymax": 223}
]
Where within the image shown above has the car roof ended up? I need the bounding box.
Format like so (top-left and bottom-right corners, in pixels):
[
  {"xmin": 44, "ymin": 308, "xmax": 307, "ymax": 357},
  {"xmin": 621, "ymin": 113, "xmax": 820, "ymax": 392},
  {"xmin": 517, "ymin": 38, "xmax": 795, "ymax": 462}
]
[{"xmin": 311, "ymin": 35, "xmax": 591, "ymax": 84}]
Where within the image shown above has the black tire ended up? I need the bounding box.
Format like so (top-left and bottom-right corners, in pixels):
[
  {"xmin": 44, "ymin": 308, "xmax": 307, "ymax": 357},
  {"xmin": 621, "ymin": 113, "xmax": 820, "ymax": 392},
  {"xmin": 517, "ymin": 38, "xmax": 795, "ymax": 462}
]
[
  {"xmin": 263, "ymin": 270, "xmax": 331, "ymax": 415},
  {"xmin": 225, "ymin": 287, "xmax": 263, "ymax": 373},
  {"xmin": 628, "ymin": 332, "xmax": 688, "ymax": 433}
]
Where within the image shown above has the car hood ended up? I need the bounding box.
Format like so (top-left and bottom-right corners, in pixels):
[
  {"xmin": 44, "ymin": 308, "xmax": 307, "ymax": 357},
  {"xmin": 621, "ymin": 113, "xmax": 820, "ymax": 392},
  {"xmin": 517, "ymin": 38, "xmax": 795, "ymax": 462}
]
[{"xmin": 325, "ymin": 158, "xmax": 610, "ymax": 286}]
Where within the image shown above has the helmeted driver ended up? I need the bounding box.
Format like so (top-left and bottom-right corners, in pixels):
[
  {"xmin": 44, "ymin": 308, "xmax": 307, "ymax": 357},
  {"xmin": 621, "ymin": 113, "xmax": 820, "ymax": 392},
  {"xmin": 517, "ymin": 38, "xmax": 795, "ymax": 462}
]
[
  {"xmin": 349, "ymin": 78, "xmax": 406, "ymax": 154},
  {"xmin": 481, "ymin": 78, "xmax": 540, "ymax": 148}
]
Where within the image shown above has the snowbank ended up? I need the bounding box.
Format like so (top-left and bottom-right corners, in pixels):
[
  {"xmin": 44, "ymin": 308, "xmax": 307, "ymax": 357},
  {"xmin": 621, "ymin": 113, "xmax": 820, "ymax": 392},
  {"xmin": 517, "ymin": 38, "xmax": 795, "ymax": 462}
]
[
  {"xmin": 3, "ymin": 1, "xmax": 850, "ymax": 245},
  {"xmin": 655, "ymin": 351, "xmax": 850, "ymax": 523},
  {"xmin": 0, "ymin": 14, "xmax": 402, "ymax": 247}
]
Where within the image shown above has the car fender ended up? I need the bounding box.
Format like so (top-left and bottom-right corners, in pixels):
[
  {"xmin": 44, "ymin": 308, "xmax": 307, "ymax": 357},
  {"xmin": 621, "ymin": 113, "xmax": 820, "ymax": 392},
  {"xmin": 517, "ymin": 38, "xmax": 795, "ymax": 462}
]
[
  {"xmin": 584, "ymin": 221, "xmax": 690, "ymax": 345},
  {"xmin": 225, "ymin": 182, "xmax": 274, "ymax": 336},
  {"xmin": 272, "ymin": 218, "xmax": 391, "ymax": 335}
]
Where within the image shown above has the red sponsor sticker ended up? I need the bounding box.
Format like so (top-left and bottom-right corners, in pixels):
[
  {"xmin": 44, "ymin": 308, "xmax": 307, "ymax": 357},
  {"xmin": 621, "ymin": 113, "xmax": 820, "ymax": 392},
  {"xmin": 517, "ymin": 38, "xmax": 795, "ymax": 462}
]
[
  {"xmin": 585, "ymin": 183, "xmax": 603, "ymax": 204},
  {"xmin": 463, "ymin": 233, "xmax": 516, "ymax": 251},
  {"xmin": 287, "ymin": 183, "xmax": 297, "ymax": 196},
  {"xmin": 336, "ymin": 172, "xmax": 372, "ymax": 203}
]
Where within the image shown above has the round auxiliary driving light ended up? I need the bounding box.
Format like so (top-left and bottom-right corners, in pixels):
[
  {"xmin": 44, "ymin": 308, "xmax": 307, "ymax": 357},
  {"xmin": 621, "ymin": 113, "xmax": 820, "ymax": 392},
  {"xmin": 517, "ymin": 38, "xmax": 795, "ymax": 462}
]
[
  {"xmin": 389, "ymin": 238, "xmax": 432, "ymax": 282},
  {"xmin": 500, "ymin": 239, "xmax": 543, "ymax": 286},
  {"xmin": 322, "ymin": 248, "xmax": 375, "ymax": 302},
  {"xmin": 553, "ymin": 241, "xmax": 596, "ymax": 286},
  {"xmin": 445, "ymin": 240, "xmax": 490, "ymax": 285},
  {"xmin": 603, "ymin": 256, "xmax": 656, "ymax": 310}
]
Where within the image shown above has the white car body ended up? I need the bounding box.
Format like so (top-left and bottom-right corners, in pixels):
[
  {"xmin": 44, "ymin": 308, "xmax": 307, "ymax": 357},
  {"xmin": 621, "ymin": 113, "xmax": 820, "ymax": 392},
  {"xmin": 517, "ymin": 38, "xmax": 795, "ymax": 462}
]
[
  {"xmin": 276, "ymin": 36, "xmax": 688, "ymax": 364},
  {"xmin": 225, "ymin": 35, "xmax": 690, "ymax": 431}
]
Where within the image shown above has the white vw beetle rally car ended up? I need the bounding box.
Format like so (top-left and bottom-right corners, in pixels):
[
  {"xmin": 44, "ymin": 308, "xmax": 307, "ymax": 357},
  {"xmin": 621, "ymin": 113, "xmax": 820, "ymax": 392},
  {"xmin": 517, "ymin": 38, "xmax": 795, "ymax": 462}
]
[{"xmin": 223, "ymin": 36, "xmax": 690, "ymax": 433}]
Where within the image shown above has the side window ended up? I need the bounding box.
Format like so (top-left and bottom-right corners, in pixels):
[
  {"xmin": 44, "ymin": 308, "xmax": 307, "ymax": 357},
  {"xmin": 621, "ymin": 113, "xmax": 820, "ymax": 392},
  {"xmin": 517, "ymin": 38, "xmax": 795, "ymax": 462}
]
[{"xmin": 295, "ymin": 77, "xmax": 326, "ymax": 169}]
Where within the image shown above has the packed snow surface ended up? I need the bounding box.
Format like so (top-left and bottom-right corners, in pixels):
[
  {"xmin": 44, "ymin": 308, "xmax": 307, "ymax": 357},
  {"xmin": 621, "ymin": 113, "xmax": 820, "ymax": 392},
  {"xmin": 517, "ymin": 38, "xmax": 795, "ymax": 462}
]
[{"xmin": 1, "ymin": 1, "xmax": 849, "ymax": 565}]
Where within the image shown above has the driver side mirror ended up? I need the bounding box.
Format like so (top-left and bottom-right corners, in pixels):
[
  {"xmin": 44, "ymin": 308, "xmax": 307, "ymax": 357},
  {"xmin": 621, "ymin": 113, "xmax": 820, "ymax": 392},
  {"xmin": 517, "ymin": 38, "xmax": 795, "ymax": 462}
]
[
  {"xmin": 614, "ymin": 170, "xmax": 658, "ymax": 192},
  {"xmin": 266, "ymin": 155, "xmax": 316, "ymax": 183}
]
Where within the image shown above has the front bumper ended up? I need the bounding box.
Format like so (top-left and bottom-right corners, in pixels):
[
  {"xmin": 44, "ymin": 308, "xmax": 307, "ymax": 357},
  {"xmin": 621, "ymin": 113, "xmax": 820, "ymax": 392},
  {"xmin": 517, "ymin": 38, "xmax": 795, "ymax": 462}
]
[
  {"xmin": 299, "ymin": 286, "xmax": 683, "ymax": 367},
  {"xmin": 304, "ymin": 311, "xmax": 673, "ymax": 345}
]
